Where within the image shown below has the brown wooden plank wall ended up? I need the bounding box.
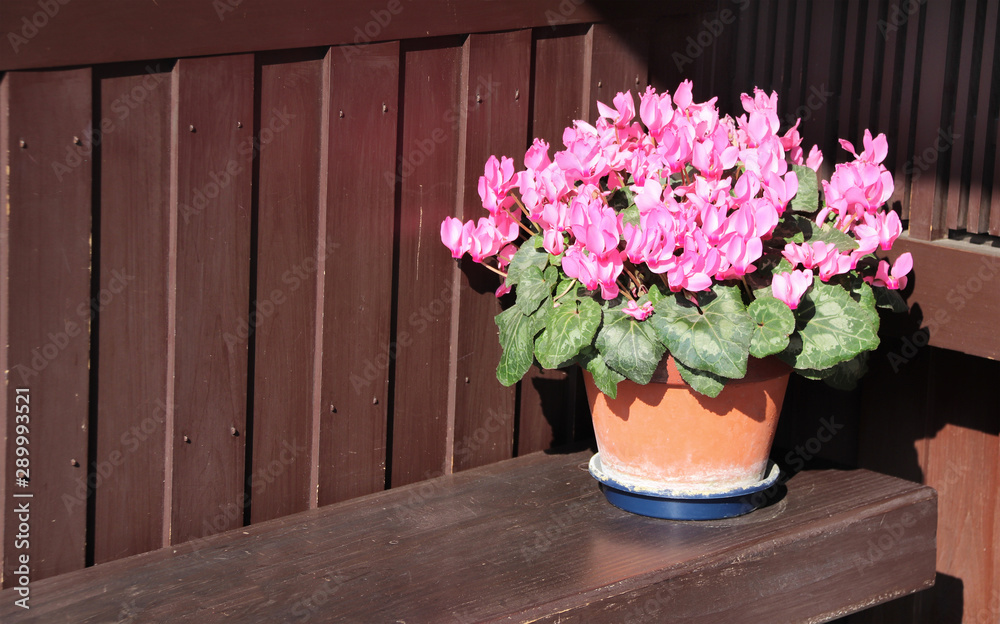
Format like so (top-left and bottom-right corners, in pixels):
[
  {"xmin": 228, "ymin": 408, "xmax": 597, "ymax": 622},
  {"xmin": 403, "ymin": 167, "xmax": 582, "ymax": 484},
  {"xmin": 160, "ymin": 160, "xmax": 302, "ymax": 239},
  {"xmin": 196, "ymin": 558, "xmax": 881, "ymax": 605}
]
[
  {"xmin": 1, "ymin": 3, "xmax": 726, "ymax": 587},
  {"xmin": 719, "ymin": 2, "xmax": 1000, "ymax": 622}
]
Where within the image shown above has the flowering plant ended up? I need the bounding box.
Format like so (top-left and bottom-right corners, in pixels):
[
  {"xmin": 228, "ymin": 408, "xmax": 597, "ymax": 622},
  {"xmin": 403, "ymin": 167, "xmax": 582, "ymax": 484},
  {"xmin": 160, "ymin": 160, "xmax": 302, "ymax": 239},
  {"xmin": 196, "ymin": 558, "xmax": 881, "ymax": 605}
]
[{"xmin": 441, "ymin": 81, "xmax": 910, "ymax": 398}]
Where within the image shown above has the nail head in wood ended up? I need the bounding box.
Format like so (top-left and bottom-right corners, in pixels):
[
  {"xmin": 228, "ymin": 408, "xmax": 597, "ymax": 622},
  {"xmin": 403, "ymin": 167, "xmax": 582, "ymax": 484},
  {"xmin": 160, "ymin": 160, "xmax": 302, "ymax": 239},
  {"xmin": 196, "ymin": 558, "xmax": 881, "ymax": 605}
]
[
  {"xmin": 230, "ymin": 426, "xmax": 239, "ymax": 436},
  {"xmin": 372, "ymin": 397, "xmax": 379, "ymax": 405},
  {"xmin": 71, "ymin": 459, "xmax": 80, "ymax": 467},
  {"xmin": 183, "ymin": 435, "xmax": 191, "ymax": 443},
  {"xmin": 73, "ymin": 136, "xmax": 82, "ymax": 145},
  {"xmin": 339, "ymin": 110, "xmax": 344, "ymax": 118},
  {"xmin": 188, "ymin": 125, "xmax": 196, "ymax": 133},
  {"xmin": 382, "ymin": 103, "xmax": 388, "ymax": 113},
  {"xmin": 237, "ymin": 121, "xmax": 243, "ymax": 128},
  {"xmin": 18, "ymin": 139, "xmax": 27, "ymax": 149}
]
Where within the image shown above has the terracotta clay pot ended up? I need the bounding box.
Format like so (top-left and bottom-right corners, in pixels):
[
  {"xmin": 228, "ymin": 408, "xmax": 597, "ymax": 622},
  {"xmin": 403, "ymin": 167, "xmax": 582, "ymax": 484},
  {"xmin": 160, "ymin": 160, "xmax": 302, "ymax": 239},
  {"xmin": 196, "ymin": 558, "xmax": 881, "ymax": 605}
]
[{"xmin": 584, "ymin": 356, "xmax": 791, "ymax": 496}]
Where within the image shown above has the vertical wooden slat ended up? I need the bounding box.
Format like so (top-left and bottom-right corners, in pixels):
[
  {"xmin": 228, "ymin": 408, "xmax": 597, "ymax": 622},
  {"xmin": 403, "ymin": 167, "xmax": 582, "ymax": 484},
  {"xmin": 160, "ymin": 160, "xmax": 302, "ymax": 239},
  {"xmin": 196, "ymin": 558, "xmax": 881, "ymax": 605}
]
[
  {"xmin": 837, "ymin": 0, "xmax": 863, "ymax": 144},
  {"xmin": 967, "ymin": 0, "xmax": 1000, "ymax": 233},
  {"xmin": 786, "ymin": 0, "xmax": 810, "ymax": 116},
  {"xmin": 391, "ymin": 40, "xmax": 464, "ymax": 488},
  {"xmin": 93, "ymin": 64, "xmax": 173, "ymax": 564},
  {"xmin": 587, "ymin": 22, "xmax": 650, "ymax": 122},
  {"xmin": 992, "ymin": 115, "xmax": 1000, "ymax": 235},
  {"xmin": 648, "ymin": 12, "xmax": 708, "ymax": 100},
  {"xmin": 170, "ymin": 55, "xmax": 253, "ymax": 543},
  {"xmin": 319, "ymin": 42, "xmax": 399, "ymax": 504},
  {"xmin": 800, "ymin": 0, "xmax": 841, "ymax": 181},
  {"xmin": 889, "ymin": 0, "xmax": 922, "ymax": 219},
  {"xmin": 452, "ymin": 30, "xmax": 530, "ymax": 472},
  {"xmin": 519, "ymin": 27, "xmax": 590, "ymax": 455},
  {"xmin": 876, "ymin": 0, "xmax": 904, "ymax": 174},
  {"xmin": 1, "ymin": 69, "xmax": 91, "ymax": 585},
  {"xmin": 944, "ymin": 0, "xmax": 985, "ymax": 231},
  {"xmin": 907, "ymin": 0, "xmax": 958, "ymax": 241},
  {"xmin": 854, "ymin": 0, "xmax": 883, "ymax": 136},
  {"xmin": 531, "ymin": 25, "xmax": 589, "ymax": 149},
  {"xmin": 250, "ymin": 54, "xmax": 324, "ymax": 523},
  {"xmin": 753, "ymin": 0, "xmax": 776, "ymax": 90},
  {"xmin": 771, "ymin": 0, "xmax": 795, "ymax": 107}
]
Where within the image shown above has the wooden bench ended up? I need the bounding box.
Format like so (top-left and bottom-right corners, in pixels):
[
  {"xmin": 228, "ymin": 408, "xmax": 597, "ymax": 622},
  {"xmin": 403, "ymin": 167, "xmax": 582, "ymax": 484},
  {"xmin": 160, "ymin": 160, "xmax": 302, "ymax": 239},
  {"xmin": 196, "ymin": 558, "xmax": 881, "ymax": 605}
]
[{"xmin": 0, "ymin": 450, "xmax": 936, "ymax": 622}]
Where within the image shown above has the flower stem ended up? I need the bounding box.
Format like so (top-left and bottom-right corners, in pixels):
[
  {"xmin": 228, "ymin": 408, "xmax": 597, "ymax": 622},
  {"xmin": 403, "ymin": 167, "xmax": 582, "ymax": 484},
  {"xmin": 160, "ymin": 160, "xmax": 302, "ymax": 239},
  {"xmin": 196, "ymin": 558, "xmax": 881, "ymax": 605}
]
[
  {"xmin": 618, "ymin": 280, "xmax": 637, "ymax": 301},
  {"xmin": 480, "ymin": 262, "xmax": 508, "ymax": 278},
  {"xmin": 553, "ymin": 278, "xmax": 578, "ymax": 302},
  {"xmin": 622, "ymin": 263, "xmax": 645, "ymax": 294},
  {"xmin": 512, "ymin": 196, "xmax": 541, "ymax": 234}
]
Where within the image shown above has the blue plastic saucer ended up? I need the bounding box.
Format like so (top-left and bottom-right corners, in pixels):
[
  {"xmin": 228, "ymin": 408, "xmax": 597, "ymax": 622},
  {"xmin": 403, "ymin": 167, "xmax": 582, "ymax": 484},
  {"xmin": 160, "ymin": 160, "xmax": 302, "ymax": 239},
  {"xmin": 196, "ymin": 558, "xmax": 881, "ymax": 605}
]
[{"xmin": 588, "ymin": 453, "xmax": 781, "ymax": 520}]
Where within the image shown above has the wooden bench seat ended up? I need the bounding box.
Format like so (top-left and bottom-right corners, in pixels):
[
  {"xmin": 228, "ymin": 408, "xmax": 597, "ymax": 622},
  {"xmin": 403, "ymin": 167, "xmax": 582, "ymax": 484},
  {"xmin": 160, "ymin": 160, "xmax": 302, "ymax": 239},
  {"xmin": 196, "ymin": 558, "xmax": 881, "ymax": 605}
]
[{"xmin": 0, "ymin": 450, "xmax": 936, "ymax": 623}]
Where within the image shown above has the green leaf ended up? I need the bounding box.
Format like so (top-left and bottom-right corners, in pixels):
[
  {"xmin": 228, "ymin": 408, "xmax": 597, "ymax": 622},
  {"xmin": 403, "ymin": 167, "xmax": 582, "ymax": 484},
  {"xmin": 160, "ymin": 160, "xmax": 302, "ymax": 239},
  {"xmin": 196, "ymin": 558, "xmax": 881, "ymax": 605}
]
[
  {"xmin": 873, "ymin": 284, "xmax": 908, "ymax": 313},
  {"xmin": 494, "ymin": 306, "xmax": 540, "ymax": 386},
  {"xmin": 504, "ymin": 235, "xmax": 548, "ymax": 286},
  {"xmin": 787, "ymin": 163, "xmax": 820, "ymax": 213},
  {"xmin": 674, "ymin": 357, "xmax": 727, "ymax": 398},
  {"xmin": 777, "ymin": 215, "xmax": 858, "ymax": 251},
  {"xmin": 748, "ymin": 297, "xmax": 796, "ymax": 358},
  {"xmin": 515, "ymin": 265, "xmax": 558, "ymax": 314},
  {"xmin": 583, "ymin": 349, "xmax": 626, "ymax": 398},
  {"xmin": 796, "ymin": 352, "xmax": 870, "ymax": 391},
  {"xmin": 648, "ymin": 285, "xmax": 754, "ymax": 379},
  {"xmin": 595, "ymin": 309, "xmax": 667, "ymax": 384},
  {"xmin": 780, "ymin": 278, "xmax": 880, "ymax": 371},
  {"xmin": 620, "ymin": 204, "xmax": 640, "ymax": 228},
  {"xmin": 534, "ymin": 297, "xmax": 602, "ymax": 369}
]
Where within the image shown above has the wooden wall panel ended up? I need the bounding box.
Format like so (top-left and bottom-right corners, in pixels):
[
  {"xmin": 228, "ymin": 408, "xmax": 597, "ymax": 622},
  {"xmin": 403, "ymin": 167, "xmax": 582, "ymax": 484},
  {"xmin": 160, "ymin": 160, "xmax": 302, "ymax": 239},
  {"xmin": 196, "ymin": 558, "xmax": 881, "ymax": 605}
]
[
  {"xmin": 390, "ymin": 40, "xmax": 464, "ymax": 487},
  {"xmin": 250, "ymin": 54, "xmax": 324, "ymax": 523},
  {"xmin": 586, "ymin": 22, "xmax": 651, "ymax": 122},
  {"xmin": 889, "ymin": 0, "xmax": 922, "ymax": 220},
  {"xmin": 93, "ymin": 65, "xmax": 173, "ymax": 564},
  {"xmin": 800, "ymin": 0, "xmax": 841, "ymax": 181},
  {"xmin": 319, "ymin": 42, "xmax": 399, "ymax": 504},
  {"xmin": 518, "ymin": 27, "xmax": 591, "ymax": 455},
  {"xmin": 907, "ymin": 0, "xmax": 958, "ymax": 241},
  {"xmin": 944, "ymin": 0, "xmax": 985, "ymax": 232},
  {"xmin": 0, "ymin": 69, "xmax": 92, "ymax": 585},
  {"xmin": 966, "ymin": 1, "xmax": 1000, "ymax": 234},
  {"xmin": 452, "ymin": 30, "xmax": 531, "ymax": 472},
  {"xmin": 530, "ymin": 25, "xmax": 589, "ymax": 150},
  {"xmin": 170, "ymin": 55, "xmax": 254, "ymax": 544}
]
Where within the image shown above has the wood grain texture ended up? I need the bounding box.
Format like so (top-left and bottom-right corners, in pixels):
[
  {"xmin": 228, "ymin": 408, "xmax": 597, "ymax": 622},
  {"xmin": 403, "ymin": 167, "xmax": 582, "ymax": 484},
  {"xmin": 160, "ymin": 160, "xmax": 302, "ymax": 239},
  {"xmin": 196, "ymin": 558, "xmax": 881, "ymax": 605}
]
[
  {"xmin": 530, "ymin": 25, "xmax": 589, "ymax": 149},
  {"xmin": 586, "ymin": 22, "xmax": 651, "ymax": 123},
  {"xmin": 451, "ymin": 30, "xmax": 531, "ymax": 472},
  {"xmin": 883, "ymin": 236, "xmax": 1000, "ymax": 360},
  {"xmin": 0, "ymin": 451, "xmax": 937, "ymax": 623},
  {"xmin": 170, "ymin": 55, "xmax": 254, "ymax": 544},
  {"xmin": 250, "ymin": 53, "xmax": 324, "ymax": 523},
  {"xmin": 0, "ymin": 69, "xmax": 92, "ymax": 585},
  {"xmin": 0, "ymin": 0, "xmax": 716, "ymax": 72},
  {"xmin": 906, "ymin": 0, "xmax": 958, "ymax": 241},
  {"xmin": 966, "ymin": 0, "xmax": 1000, "ymax": 233},
  {"xmin": 390, "ymin": 40, "xmax": 464, "ymax": 487},
  {"xmin": 799, "ymin": 0, "xmax": 841, "ymax": 182},
  {"xmin": 319, "ymin": 42, "xmax": 399, "ymax": 504},
  {"xmin": 944, "ymin": 0, "xmax": 984, "ymax": 231},
  {"xmin": 888, "ymin": 0, "xmax": 922, "ymax": 221},
  {"xmin": 1, "ymin": 70, "xmax": 92, "ymax": 582},
  {"xmin": 93, "ymin": 64, "xmax": 173, "ymax": 564},
  {"xmin": 922, "ymin": 348, "xmax": 999, "ymax": 624}
]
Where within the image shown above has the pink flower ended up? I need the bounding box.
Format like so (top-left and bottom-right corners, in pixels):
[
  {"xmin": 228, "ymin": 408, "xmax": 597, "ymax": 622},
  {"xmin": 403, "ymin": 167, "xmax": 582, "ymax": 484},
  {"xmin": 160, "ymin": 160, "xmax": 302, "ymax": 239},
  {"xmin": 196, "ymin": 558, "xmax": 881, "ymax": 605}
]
[
  {"xmin": 622, "ymin": 300, "xmax": 654, "ymax": 321},
  {"xmin": 441, "ymin": 217, "xmax": 472, "ymax": 258},
  {"xmin": 561, "ymin": 245, "xmax": 623, "ymax": 300},
  {"xmin": 772, "ymin": 269, "xmax": 814, "ymax": 310},
  {"xmin": 568, "ymin": 190, "xmax": 619, "ymax": 256},
  {"xmin": 865, "ymin": 253, "xmax": 912, "ymax": 290},
  {"xmin": 805, "ymin": 144, "xmax": 824, "ymax": 171},
  {"xmin": 597, "ymin": 91, "xmax": 636, "ymax": 128},
  {"xmin": 478, "ymin": 155, "xmax": 517, "ymax": 213}
]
